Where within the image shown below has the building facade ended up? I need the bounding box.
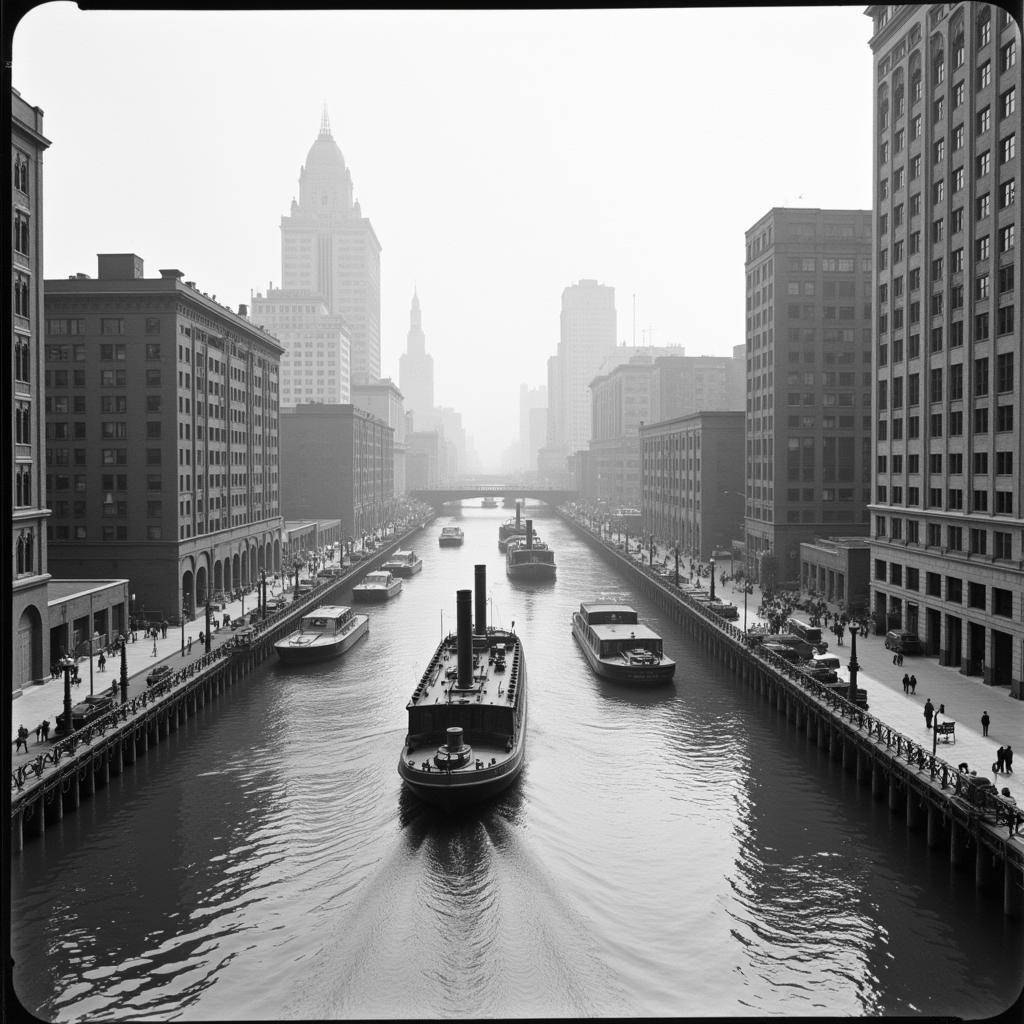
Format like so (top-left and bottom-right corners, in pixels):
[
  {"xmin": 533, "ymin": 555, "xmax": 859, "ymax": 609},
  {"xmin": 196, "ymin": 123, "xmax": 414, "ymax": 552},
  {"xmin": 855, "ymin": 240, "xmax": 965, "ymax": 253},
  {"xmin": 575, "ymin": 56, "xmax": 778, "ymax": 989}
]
[
  {"xmin": 398, "ymin": 290, "xmax": 434, "ymax": 423},
  {"xmin": 407, "ymin": 430, "xmax": 442, "ymax": 489},
  {"xmin": 11, "ymin": 88, "xmax": 51, "ymax": 691},
  {"xmin": 248, "ymin": 288, "xmax": 350, "ymax": 409},
  {"xmin": 279, "ymin": 111, "xmax": 382, "ymax": 385},
  {"xmin": 44, "ymin": 254, "xmax": 285, "ymax": 623},
  {"xmin": 353, "ymin": 378, "xmax": 408, "ymax": 496},
  {"xmin": 744, "ymin": 207, "xmax": 875, "ymax": 588},
  {"xmin": 518, "ymin": 383, "xmax": 547, "ymax": 473},
  {"xmin": 655, "ymin": 348, "xmax": 746, "ymax": 421},
  {"xmin": 867, "ymin": 3, "xmax": 1022, "ymax": 693},
  {"xmin": 799, "ymin": 536, "xmax": 872, "ymax": 614},
  {"xmin": 639, "ymin": 411, "xmax": 746, "ymax": 561},
  {"xmin": 279, "ymin": 403, "xmax": 394, "ymax": 540}
]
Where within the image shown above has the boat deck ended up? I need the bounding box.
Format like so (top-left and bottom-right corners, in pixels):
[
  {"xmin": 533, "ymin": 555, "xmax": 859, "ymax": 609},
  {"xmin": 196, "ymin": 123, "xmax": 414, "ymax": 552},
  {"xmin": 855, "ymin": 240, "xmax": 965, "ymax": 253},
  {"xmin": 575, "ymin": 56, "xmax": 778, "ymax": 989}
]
[{"xmin": 407, "ymin": 633, "xmax": 521, "ymax": 711}]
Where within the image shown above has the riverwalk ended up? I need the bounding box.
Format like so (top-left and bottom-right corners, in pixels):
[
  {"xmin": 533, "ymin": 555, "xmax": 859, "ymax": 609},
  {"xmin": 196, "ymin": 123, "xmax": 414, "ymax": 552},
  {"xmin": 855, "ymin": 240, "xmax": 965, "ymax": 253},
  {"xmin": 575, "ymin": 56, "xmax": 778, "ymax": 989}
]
[{"xmin": 580, "ymin": 519, "xmax": 1024, "ymax": 812}]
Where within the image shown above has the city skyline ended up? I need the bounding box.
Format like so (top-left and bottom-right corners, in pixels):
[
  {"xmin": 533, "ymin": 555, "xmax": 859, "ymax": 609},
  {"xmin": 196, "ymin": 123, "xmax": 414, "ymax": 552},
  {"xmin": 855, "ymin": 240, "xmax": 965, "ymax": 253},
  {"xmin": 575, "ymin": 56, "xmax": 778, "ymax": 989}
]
[{"xmin": 12, "ymin": 5, "xmax": 872, "ymax": 468}]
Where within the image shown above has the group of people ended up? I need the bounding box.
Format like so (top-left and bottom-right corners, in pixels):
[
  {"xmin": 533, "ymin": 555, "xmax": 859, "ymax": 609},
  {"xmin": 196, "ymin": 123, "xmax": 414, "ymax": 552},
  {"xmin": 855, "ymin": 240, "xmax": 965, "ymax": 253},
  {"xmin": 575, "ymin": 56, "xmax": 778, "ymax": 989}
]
[
  {"xmin": 13, "ymin": 720, "xmax": 51, "ymax": 751},
  {"xmin": 994, "ymin": 745, "xmax": 1015, "ymax": 774}
]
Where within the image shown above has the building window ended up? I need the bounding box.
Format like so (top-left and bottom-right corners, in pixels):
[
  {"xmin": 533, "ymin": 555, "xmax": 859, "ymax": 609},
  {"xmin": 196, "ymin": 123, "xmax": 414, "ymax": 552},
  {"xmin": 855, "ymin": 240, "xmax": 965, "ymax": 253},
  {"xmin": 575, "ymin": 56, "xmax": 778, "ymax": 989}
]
[
  {"xmin": 998, "ymin": 224, "xmax": 1015, "ymax": 253},
  {"xmin": 1002, "ymin": 87, "xmax": 1016, "ymax": 120},
  {"xmin": 978, "ymin": 61, "xmax": 991, "ymax": 91},
  {"xmin": 1000, "ymin": 134, "xmax": 1017, "ymax": 165},
  {"xmin": 994, "ymin": 532, "xmax": 1013, "ymax": 560},
  {"xmin": 1001, "ymin": 39, "xmax": 1017, "ymax": 73},
  {"xmin": 1000, "ymin": 179, "xmax": 1016, "ymax": 209}
]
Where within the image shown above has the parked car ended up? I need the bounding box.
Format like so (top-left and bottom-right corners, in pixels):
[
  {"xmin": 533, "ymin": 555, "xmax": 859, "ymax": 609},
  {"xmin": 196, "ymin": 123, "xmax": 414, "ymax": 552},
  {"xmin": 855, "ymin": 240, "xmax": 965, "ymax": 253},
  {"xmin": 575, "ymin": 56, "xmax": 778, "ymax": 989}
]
[
  {"xmin": 146, "ymin": 664, "xmax": 174, "ymax": 687},
  {"xmin": 884, "ymin": 629, "xmax": 922, "ymax": 655},
  {"xmin": 57, "ymin": 694, "xmax": 116, "ymax": 734}
]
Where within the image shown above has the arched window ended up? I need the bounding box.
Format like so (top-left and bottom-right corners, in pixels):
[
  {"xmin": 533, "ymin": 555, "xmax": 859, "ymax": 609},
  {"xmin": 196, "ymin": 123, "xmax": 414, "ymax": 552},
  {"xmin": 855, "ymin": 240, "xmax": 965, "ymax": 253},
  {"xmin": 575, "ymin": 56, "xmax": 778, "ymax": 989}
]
[
  {"xmin": 977, "ymin": 7, "xmax": 991, "ymax": 48},
  {"xmin": 932, "ymin": 34, "xmax": 945, "ymax": 84},
  {"xmin": 878, "ymin": 83, "xmax": 889, "ymax": 131},
  {"xmin": 893, "ymin": 68, "xmax": 905, "ymax": 117},
  {"xmin": 909, "ymin": 52, "xmax": 922, "ymax": 103},
  {"xmin": 16, "ymin": 535, "xmax": 26, "ymax": 575},
  {"xmin": 951, "ymin": 24, "xmax": 965, "ymax": 69}
]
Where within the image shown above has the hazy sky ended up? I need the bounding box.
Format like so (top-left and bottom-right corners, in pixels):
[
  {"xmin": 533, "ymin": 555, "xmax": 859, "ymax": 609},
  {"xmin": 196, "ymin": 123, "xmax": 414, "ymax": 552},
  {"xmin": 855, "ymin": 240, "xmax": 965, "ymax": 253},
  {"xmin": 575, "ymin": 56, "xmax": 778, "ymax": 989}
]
[{"xmin": 13, "ymin": 5, "xmax": 874, "ymax": 470}]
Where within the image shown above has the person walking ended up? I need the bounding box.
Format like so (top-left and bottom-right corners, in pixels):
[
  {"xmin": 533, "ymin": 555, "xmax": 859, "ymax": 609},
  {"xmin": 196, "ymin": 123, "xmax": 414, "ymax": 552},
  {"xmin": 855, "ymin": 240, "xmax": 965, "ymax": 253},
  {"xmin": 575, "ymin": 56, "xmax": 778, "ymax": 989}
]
[
  {"xmin": 909, "ymin": 674, "xmax": 917, "ymax": 694},
  {"xmin": 34, "ymin": 722, "xmax": 42, "ymax": 743},
  {"xmin": 924, "ymin": 699, "xmax": 935, "ymax": 730},
  {"xmin": 1006, "ymin": 745, "xmax": 1014, "ymax": 773},
  {"xmin": 40, "ymin": 719, "xmax": 50, "ymax": 742},
  {"xmin": 902, "ymin": 673, "xmax": 910, "ymax": 693},
  {"xmin": 162, "ymin": 619, "xmax": 169, "ymax": 639},
  {"xmin": 995, "ymin": 747, "xmax": 1006, "ymax": 774},
  {"xmin": 981, "ymin": 711, "xmax": 991, "ymax": 737},
  {"xmin": 938, "ymin": 702, "xmax": 945, "ymax": 717},
  {"xmin": 14, "ymin": 725, "xmax": 29, "ymax": 753},
  {"xmin": 98, "ymin": 652, "xmax": 106, "ymax": 672},
  {"xmin": 187, "ymin": 636, "xmax": 193, "ymax": 654}
]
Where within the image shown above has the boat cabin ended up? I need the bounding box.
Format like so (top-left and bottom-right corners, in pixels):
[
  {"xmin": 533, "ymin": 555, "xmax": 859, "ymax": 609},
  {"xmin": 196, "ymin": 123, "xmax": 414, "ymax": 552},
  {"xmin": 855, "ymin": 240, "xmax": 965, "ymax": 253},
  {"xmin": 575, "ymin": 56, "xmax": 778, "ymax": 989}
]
[
  {"xmin": 299, "ymin": 606, "xmax": 353, "ymax": 634},
  {"xmin": 578, "ymin": 603, "xmax": 639, "ymax": 626}
]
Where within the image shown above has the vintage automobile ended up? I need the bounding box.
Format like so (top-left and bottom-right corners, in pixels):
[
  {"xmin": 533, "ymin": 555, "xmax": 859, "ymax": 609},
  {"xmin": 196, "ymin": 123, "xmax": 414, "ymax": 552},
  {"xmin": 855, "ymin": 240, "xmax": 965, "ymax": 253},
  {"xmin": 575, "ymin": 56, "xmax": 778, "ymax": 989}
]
[{"xmin": 146, "ymin": 664, "xmax": 174, "ymax": 687}]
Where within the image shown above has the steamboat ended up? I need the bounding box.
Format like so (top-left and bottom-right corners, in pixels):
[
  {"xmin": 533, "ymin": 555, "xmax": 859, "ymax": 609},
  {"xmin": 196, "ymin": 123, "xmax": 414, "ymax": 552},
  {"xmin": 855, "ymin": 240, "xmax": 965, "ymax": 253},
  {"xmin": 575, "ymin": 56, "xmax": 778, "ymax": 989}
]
[
  {"xmin": 274, "ymin": 605, "xmax": 369, "ymax": 663},
  {"xmin": 398, "ymin": 564, "xmax": 527, "ymax": 811},
  {"xmin": 505, "ymin": 519, "xmax": 556, "ymax": 580},
  {"xmin": 438, "ymin": 526, "xmax": 464, "ymax": 547}
]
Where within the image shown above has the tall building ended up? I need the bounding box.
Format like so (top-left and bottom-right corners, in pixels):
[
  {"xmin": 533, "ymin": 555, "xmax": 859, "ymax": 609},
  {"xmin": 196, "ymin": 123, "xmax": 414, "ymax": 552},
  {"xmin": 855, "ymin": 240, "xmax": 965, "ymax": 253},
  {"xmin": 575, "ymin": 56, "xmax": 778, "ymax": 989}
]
[
  {"xmin": 867, "ymin": 4, "xmax": 1022, "ymax": 692},
  {"xmin": 518, "ymin": 383, "xmax": 547, "ymax": 472},
  {"xmin": 12, "ymin": 88, "xmax": 51, "ymax": 690},
  {"xmin": 352, "ymin": 378, "xmax": 407, "ymax": 495},
  {"xmin": 44, "ymin": 255, "xmax": 285, "ymax": 621},
  {"xmin": 248, "ymin": 287, "xmax": 351, "ymax": 409},
  {"xmin": 654, "ymin": 348, "xmax": 746, "ymax": 421},
  {"xmin": 279, "ymin": 110, "xmax": 382, "ymax": 385},
  {"xmin": 398, "ymin": 290, "xmax": 434, "ymax": 420},
  {"xmin": 548, "ymin": 279, "xmax": 617, "ymax": 458},
  {"xmin": 744, "ymin": 208, "xmax": 874, "ymax": 588}
]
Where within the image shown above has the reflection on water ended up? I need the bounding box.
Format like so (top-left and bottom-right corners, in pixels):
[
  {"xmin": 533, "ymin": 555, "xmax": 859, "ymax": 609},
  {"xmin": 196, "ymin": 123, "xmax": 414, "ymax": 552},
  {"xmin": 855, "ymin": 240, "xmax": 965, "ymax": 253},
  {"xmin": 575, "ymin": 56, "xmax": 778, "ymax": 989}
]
[{"xmin": 12, "ymin": 506, "xmax": 1024, "ymax": 1019}]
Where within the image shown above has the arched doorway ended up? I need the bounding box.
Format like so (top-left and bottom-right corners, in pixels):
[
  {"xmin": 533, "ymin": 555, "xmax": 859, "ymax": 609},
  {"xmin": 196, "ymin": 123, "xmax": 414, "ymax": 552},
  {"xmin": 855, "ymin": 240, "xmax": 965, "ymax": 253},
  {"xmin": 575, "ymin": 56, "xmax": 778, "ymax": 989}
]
[
  {"xmin": 16, "ymin": 605, "xmax": 42, "ymax": 689},
  {"xmin": 214, "ymin": 559, "xmax": 224, "ymax": 595},
  {"xmin": 232, "ymin": 553, "xmax": 240, "ymax": 593},
  {"xmin": 196, "ymin": 564, "xmax": 209, "ymax": 606},
  {"xmin": 273, "ymin": 538, "xmax": 281, "ymax": 572},
  {"xmin": 181, "ymin": 568, "xmax": 194, "ymax": 620}
]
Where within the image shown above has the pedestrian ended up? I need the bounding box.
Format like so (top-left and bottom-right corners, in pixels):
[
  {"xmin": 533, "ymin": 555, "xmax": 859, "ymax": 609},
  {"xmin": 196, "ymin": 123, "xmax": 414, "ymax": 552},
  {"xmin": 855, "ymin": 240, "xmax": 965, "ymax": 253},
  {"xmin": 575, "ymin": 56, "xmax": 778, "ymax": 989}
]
[
  {"xmin": 924, "ymin": 699, "xmax": 935, "ymax": 730},
  {"xmin": 909, "ymin": 674, "xmax": 917, "ymax": 694},
  {"xmin": 14, "ymin": 726, "xmax": 29, "ymax": 753},
  {"xmin": 34, "ymin": 722, "xmax": 42, "ymax": 743},
  {"xmin": 898, "ymin": 651, "xmax": 905, "ymax": 667},
  {"xmin": 162, "ymin": 619, "xmax": 169, "ymax": 639},
  {"xmin": 1006, "ymin": 745, "xmax": 1014, "ymax": 773},
  {"xmin": 996, "ymin": 746, "xmax": 1006, "ymax": 773},
  {"xmin": 98, "ymin": 652, "xmax": 106, "ymax": 672},
  {"xmin": 938, "ymin": 702, "xmax": 945, "ymax": 716},
  {"xmin": 902, "ymin": 673, "xmax": 910, "ymax": 693},
  {"xmin": 40, "ymin": 719, "xmax": 50, "ymax": 742},
  {"xmin": 187, "ymin": 636, "xmax": 193, "ymax": 654},
  {"xmin": 981, "ymin": 710, "xmax": 991, "ymax": 737},
  {"xmin": 893, "ymin": 652, "xmax": 898, "ymax": 665}
]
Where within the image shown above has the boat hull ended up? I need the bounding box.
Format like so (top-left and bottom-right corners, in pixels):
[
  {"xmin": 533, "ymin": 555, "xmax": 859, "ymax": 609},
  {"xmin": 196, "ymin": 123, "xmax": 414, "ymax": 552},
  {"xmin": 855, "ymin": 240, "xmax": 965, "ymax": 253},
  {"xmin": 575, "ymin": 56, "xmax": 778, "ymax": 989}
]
[
  {"xmin": 352, "ymin": 586, "xmax": 401, "ymax": 602},
  {"xmin": 274, "ymin": 617, "xmax": 369, "ymax": 663},
  {"xmin": 571, "ymin": 619, "xmax": 675, "ymax": 684},
  {"xmin": 438, "ymin": 536, "xmax": 463, "ymax": 547},
  {"xmin": 384, "ymin": 562, "xmax": 422, "ymax": 577},
  {"xmin": 506, "ymin": 563, "xmax": 556, "ymax": 580}
]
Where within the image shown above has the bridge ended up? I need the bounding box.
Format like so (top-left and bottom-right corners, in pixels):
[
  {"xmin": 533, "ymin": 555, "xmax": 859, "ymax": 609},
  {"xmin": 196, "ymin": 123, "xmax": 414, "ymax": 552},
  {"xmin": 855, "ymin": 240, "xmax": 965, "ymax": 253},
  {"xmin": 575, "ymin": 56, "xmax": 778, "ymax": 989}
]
[{"xmin": 409, "ymin": 485, "xmax": 578, "ymax": 509}]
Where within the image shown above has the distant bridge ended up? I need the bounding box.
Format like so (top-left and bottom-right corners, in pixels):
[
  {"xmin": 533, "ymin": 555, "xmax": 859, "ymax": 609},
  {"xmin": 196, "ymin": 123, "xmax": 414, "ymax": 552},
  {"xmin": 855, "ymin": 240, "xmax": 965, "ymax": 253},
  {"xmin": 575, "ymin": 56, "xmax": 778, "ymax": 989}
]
[{"xmin": 409, "ymin": 486, "xmax": 578, "ymax": 509}]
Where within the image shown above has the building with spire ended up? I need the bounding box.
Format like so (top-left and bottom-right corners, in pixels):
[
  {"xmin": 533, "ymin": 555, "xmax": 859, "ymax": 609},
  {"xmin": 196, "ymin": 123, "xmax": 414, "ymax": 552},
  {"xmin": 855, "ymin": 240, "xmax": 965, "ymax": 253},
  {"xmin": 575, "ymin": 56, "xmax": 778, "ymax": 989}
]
[
  {"xmin": 398, "ymin": 290, "xmax": 434, "ymax": 421},
  {"xmin": 278, "ymin": 109, "xmax": 382, "ymax": 385}
]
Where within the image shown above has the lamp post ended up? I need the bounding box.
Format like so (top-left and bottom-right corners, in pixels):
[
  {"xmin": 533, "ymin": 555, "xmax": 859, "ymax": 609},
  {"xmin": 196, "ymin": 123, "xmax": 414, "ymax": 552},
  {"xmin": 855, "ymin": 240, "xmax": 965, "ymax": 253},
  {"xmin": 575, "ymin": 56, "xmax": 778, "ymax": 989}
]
[
  {"xmin": 743, "ymin": 582, "xmax": 749, "ymax": 634},
  {"xmin": 709, "ymin": 557, "xmax": 716, "ymax": 603},
  {"xmin": 847, "ymin": 623, "xmax": 860, "ymax": 704},
  {"xmin": 649, "ymin": 533, "xmax": 654, "ymax": 568},
  {"xmin": 59, "ymin": 653, "xmax": 75, "ymax": 735},
  {"xmin": 204, "ymin": 598, "xmax": 212, "ymax": 653},
  {"xmin": 674, "ymin": 540, "xmax": 680, "ymax": 588},
  {"xmin": 119, "ymin": 635, "xmax": 129, "ymax": 703},
  {"xmin": 181, "ymin": 603, "xmax": 186, "ymax": 656}
]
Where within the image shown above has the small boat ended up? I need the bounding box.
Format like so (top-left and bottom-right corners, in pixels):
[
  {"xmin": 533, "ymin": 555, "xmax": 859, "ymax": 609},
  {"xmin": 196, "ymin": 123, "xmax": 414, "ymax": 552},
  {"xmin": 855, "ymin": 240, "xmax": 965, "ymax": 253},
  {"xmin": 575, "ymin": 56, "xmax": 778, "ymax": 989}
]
[
  {"xmin": 352, "ymin": 570, "xmax": 403, "ymax": 602},
  {"xmin": 274, "ymin": 605, "xmax": 369, "ymax": 663},
  {"xmin": 381, "ymin": 549, "xmax": 423, "ymax": 577},
  {"xmin": 438, "ymin": 526, "xmax": 464, "ymax": 547},
  {"xmin": 398, "ymin": 564, "xmax": 526, "ymax": 811},
  {"xmin": 481, "ymin": 496, "xmax": 498, "ymax": 508},
  {"xmin": 571, "ymin": 601, "xmax": 675, "ymax": 683},
  {"xmin": 506, "ymin": 519, "xmax": 555, "ymax": 580}
]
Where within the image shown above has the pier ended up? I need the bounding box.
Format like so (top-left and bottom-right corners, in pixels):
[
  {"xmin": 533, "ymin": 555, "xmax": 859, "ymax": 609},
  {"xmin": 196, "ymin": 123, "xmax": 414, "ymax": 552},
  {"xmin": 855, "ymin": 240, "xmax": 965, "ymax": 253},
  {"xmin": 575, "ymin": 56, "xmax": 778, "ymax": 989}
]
[{"xmin": 560, "ymin": 510, "xmax": 1024, "ymax": 918}]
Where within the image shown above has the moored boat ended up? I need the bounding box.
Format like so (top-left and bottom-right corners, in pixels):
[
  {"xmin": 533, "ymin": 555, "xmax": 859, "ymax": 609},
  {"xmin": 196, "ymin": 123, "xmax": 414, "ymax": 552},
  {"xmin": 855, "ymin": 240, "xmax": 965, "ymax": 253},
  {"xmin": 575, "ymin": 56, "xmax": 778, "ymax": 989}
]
[
  {"xmin": 505, "ymin": 519, "xmax": 556, "ymax": 580},
  {"xmin": 498, "ymin": 501, "xmax": 526, "ymax": 549},
  {"xmin": 438, "ymin": 526, "xmax": 464, "ymax": 547},
  {"xmin": 274, "ymin": 605, "xmax": 369, "ymax": 663},
  {"xmin": 381, "ymin": 549, "xmax": 423, "ymax": 577},
  {"xmin": 571, "ymin": 601, "xmax": 675, "ymax": 683},
  {"xmin": 352, "ymin": 570, "xmax": 403, "ymax": 602},
  {"xmin": 398, "ymin": 564, "xmax": 526, "ymax": 811}
]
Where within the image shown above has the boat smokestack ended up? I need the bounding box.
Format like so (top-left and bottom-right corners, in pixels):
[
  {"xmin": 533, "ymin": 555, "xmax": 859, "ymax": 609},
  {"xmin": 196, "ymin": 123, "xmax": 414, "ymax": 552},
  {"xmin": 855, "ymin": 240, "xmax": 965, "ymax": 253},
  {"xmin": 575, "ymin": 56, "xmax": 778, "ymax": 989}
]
[
  {"xmin": 526, "ymin": 519, "xmax": 533, "ymax": 549},
  {"xmin": 515, "ymin": 501, "xmax": 521, "ymax": 529},
  {"xmin": 456, "ymin": 588, "xmax": 473, "ymax": 688},
  {"xmin": 474, "ymin": 564, "xmax": 487, "ymax": 637}
]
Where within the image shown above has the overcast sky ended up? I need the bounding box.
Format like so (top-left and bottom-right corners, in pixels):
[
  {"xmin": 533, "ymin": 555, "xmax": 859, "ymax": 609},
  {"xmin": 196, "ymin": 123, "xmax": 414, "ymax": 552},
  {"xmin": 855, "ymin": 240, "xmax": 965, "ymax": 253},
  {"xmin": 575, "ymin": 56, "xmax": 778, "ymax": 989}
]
[{"xmin": 13, "ymin": 5, "xmax": 874, "ymax": 471}]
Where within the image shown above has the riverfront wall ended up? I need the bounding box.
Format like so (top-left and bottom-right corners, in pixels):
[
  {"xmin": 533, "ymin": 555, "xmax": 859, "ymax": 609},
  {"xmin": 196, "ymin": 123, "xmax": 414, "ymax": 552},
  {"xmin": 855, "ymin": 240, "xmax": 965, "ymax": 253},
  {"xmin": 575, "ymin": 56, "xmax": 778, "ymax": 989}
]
[
  {"xmin": 9, "ymin": 524, "xmax": 431, "ymax": 854},
  {"xmin": 560, "ymin": 511, "xmax": 1024, "ymax": 919}
]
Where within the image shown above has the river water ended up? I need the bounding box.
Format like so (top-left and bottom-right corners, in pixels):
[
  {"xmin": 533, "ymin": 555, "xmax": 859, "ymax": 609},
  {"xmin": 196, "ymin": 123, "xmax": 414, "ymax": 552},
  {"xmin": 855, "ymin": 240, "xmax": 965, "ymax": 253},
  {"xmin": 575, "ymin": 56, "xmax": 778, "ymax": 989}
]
[{"xmin": 11, "ymin": 506, "xmax": 1024, "ymax": 1019}]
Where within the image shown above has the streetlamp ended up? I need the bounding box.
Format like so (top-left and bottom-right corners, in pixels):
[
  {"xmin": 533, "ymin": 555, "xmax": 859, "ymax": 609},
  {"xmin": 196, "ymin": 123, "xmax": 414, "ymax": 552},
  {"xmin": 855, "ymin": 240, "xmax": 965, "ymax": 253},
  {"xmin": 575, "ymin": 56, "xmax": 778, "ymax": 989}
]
[
  {"xmin": 119, "ymin": 635, "xmax": 129, "ymax": 703},
  {"xmin": 58, "ymin": 653, "xmax": 75, "ymax": 735},
  {"xmin": 648, "ymin": 533, "xmax": 654, "ymax": 568},
  {"xmin": 181, "ymin": 603, "xmax": 187, "ymax": 656},
  {"xmin": 743, "ymin": 581, "xmax": 749, "ymax": 634},
  {"xmin": 847, "ymin": 623, "xmax": 860, "ymax": 705},
  {"xmin": 709, "ymin": 557, "xmax": 716, "ymax": 602},
  {"xmin": 674, "ymin": 540, "xmax": 680, "ymax": 588}
]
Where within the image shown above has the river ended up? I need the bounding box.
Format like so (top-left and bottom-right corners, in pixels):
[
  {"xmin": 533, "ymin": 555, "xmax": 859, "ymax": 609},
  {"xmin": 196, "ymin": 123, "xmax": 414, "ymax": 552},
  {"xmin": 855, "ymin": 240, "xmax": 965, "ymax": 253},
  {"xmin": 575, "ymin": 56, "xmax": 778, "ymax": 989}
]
[{"xmin": 11, "ymin": 505, "xmax": 1024, "ymax": 1019}]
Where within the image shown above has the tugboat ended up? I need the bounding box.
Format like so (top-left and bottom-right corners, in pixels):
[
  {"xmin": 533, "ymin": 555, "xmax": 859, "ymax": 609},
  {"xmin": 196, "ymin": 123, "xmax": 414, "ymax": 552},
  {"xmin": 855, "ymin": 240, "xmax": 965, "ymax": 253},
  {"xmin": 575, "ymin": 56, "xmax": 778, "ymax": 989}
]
[
  {"xmin": 571, "ymin": 600, "xmax": 675, "ymax": 683},
  {"xmin": 381, "ymin": 549, "xmax": 423, "ymax": 577},
  {"xmin": 498, "ymin": 501, "xmax": 528, "ymax": 551},
  {"xmin": 274, "ymin": 605, "xmax": 369, "ymax": 663},
  {"xmin": 398, "ymin": 564, "xmax": 527, "ymax": 811},
  {"xmin": 505, "ymin": 519, "xmax": 556, "ymax": 580},
  {"xmin": 438, "ymin": 525, "xmax": 464, "ymax": 547},
  {"xmin": 352, "ymin": 570, "xmax": 403, "ymax": 602}
]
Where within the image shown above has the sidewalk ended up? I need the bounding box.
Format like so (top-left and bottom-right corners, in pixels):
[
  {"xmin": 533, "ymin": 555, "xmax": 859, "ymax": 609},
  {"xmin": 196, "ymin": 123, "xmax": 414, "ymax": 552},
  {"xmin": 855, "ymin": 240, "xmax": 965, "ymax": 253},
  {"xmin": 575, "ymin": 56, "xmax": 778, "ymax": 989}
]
[{"xmin": 581, "ymin": 517, "xmax": 1024, "ymax": 809}]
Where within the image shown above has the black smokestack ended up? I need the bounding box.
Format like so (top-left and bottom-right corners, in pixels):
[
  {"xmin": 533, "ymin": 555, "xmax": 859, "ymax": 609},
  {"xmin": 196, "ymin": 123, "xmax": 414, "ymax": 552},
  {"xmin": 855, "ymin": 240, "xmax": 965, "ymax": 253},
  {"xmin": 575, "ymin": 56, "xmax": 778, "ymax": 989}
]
[
  {"xmin": 456, "ymin": 589, "xmax": 472, "ymax": 688},
  {"xmin": 515, "ymin": 501, "xmax": 521, "ymax": 529},
  {"xmin": 474, "ymin": 564, "xmax": 486, "ymax": 637},
  {"xmin": 526, "ymin": 519, "xmax": 533, "ymax": 549}
]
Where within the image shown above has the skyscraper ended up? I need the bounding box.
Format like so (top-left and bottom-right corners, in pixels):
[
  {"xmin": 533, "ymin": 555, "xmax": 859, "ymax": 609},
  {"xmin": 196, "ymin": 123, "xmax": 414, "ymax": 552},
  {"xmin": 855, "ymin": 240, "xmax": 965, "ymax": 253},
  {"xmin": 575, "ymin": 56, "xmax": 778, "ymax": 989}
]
[
  {"xmin": 744, "ymin": 208, "xmax": 874, "ymax": 588},
  {"xmin": 867, "ymin": 3, "xmax": 1021, "ymax": 690},
  {"xmin": 279, "ymin": 110, "xmax": 382, "ymax": 385},
  {"xmin": 549, "ymin": 279, "xmax": 617, "ymax": 458},
  {"xmin": 398, "ymin": 290, "xmax": 434, "ymax": 421}
]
